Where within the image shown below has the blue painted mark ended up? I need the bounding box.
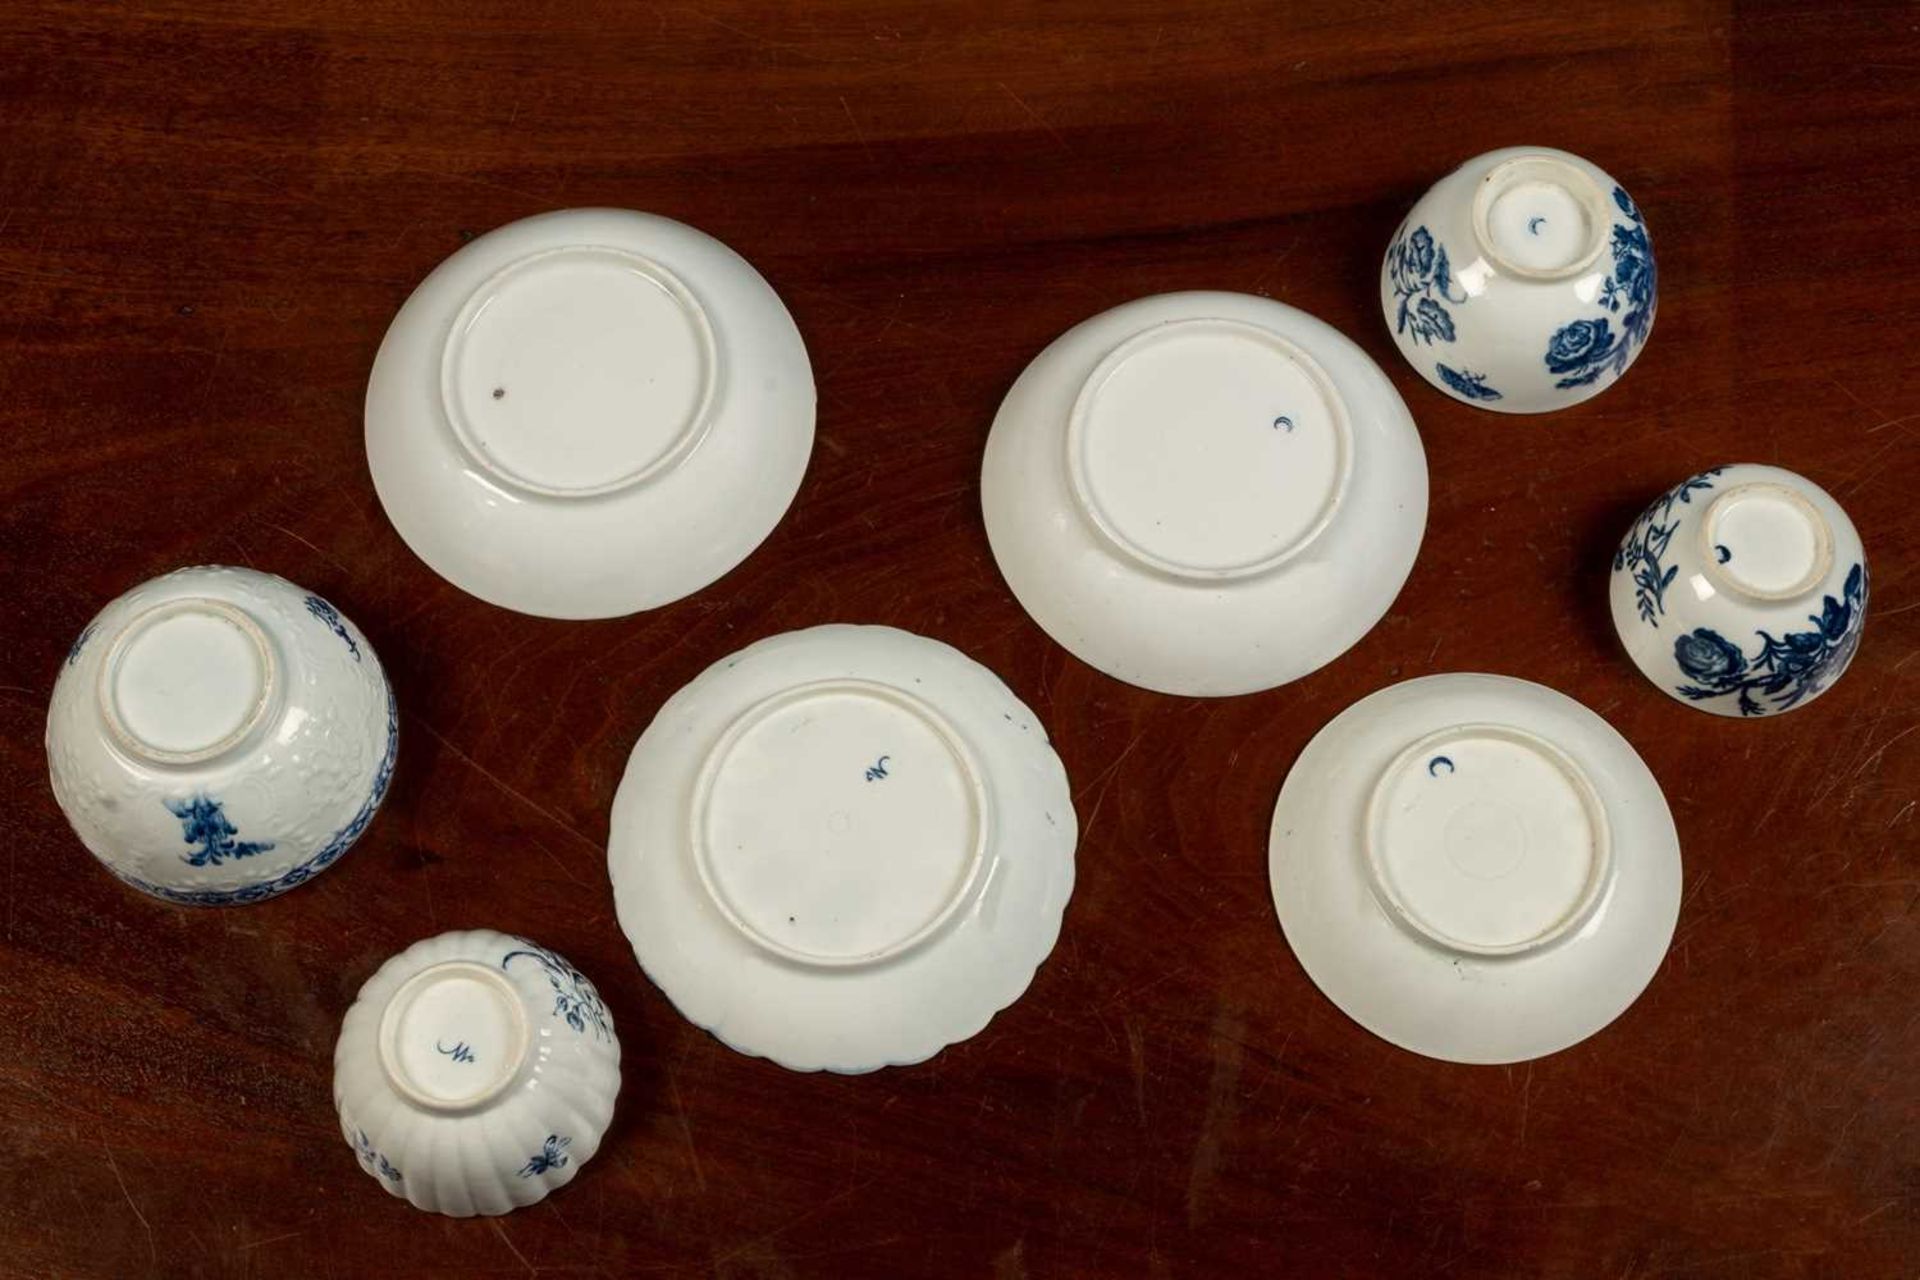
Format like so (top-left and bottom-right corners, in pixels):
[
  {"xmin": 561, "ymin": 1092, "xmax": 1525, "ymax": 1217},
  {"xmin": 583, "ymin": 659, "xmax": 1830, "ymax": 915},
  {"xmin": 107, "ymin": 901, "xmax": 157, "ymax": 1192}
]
[
  {"xmin": 864, "ymin": 755, "xmax": 891, "ymax": 782},
  {"xmin": 1428, "ymin": 756, "xmax": 1455, "ymax": 777},
  {"xmin": 436, "ymin": 1040, "xmax": 476, "ymax": 1064},
  {"xmin": 1528, "ymin": 216, "xmax": 1546, "ymax": 235},
  {"xmin": 1715, "ymin": 544, "xmax": 1732, "ymax": 564},
  {"xmin": 1273, "ymin": 415, "xmax": 1294, "ymax": 432}
]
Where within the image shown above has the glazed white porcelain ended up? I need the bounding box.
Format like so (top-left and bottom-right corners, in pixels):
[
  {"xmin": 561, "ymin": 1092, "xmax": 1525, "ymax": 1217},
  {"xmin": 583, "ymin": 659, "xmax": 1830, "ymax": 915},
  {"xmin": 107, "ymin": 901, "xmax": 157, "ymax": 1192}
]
[
  {"xmin": 365, "ymin": 208, "xmax": 815, "ymax": 619},
  {"xmin": 334, "ymin": 929, "xmax": 620, "ymax": 1217},
  {"xmin": 981, "ymin": 291, "xmax": 1428, "ymax": 697},
  {"xmin": 1269, "ymin": 674, "xmax": 1681, "ymax": 1064},
  {"xmin": 1381, "ymin": 146, "xmax": 1656, "ymax": 413},
  {"xmin": 609, "ymin": 624, "xmax": 1076, "ymax": 1073},
  {"xmin": 1610, "ymin": 464, "xmax": 1867, "ymax": 718},
  {"xmin": 46, "ymin": 566, "xmax": 395, "ymax": 906}
]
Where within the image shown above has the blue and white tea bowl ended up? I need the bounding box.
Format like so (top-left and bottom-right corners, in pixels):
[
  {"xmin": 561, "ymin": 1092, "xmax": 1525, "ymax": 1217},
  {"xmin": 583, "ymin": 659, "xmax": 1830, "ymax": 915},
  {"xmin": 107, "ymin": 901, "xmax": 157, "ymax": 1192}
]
[
  {"xmin": 46, "ymin": 565, "xmax": 396, "ymax": 904},
  {"xmin": 334, "ymin": 929, "xmax": 621, "ymax": 1216},
  {"xmin": 1381, "ymin": 146, "xmax": 1656, "ymax": 414},
  {"xmin": 1610, "ymin": 464, "xmax": 1867, "ymax": 718}
]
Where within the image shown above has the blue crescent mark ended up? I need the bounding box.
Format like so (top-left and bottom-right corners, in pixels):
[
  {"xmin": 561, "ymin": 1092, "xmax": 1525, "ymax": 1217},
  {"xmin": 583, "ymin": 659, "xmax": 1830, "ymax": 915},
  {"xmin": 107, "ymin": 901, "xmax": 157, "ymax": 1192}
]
[
  {"xmin": 1273, "ymin": 415, "xmax": 1294, "ymax": 432},
  {"xmin": 1428, "ymin": 755, "xmax": 1455, "ymax": 777},
  {"xmin": 1715, "ymin": 544, "xmax": 1732, "ymax": 564},
  {"xmin": 1527, "ymin": 216, "xmax": 1545, "ymax": 235}
]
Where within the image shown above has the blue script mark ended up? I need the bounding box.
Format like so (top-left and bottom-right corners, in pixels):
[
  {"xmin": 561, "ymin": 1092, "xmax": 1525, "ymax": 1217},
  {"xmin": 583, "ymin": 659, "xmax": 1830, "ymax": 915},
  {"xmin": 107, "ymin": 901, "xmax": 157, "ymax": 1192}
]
[
  {"xmin": 518, "ymin": 1134, "xmax": 572, "ymax": 1178},
  {"xmin": 436, "ymin": 1040, "xmax": 476, "ymax": 1064},
  {"xmin": 1273, "ymin": 415, "xmax": 1294, "ymax": 432},
  {"xmin": 1715, "ymin": 544, "xmax": 1732, "ymax": 564},
  {"xmin": 1428, "ymin": 756, "xmax": 1455, "ymax": 777},
  {"xmin": 864, "ymin": 755, "xmax": 891, "ymax": 782},
  {"xmin": 164, "ymin": 795, "xmax": 276, "ymax": 867},
  {"xmin": 1528, "ymin": 216, "xmax": 1546, "ymax": 235}
]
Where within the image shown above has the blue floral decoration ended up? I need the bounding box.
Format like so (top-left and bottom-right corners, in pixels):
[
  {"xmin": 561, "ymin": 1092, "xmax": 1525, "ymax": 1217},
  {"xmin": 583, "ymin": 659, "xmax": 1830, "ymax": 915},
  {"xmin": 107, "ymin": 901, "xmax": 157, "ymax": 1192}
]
[
  {"xmin": 351, "ymin": 1126, "xmax": 402, "ymax": 1183},
  {"xmin": 1613, "ymin": 467, "xmax": 1725, "ymax": 625},
  {"xmin": 518, "ymin": 1134, "xmax": 572, "ymax": 1178},
  {"xmin": 1542, "ymin": 185, "xmax": 1656, "ymax": 389},
  {"xmin": 112, "ymin": 681, "xmax": 398, "ymax": 905},
  {"xmin": 1387, "ymin": 225, "xmax": 1467, "ymax": 346},
  {"xmin": 1674, "ymin": 563, "xmax": 1867, "ymax": 715},
  {"xmin": 305, "ymin": 595, "xmax": 361, "ymax": 662},
  {"xmin": 502, "ymin": 941, "xmax": 611, "ymax": 1041},
  {"xmin": 163, "ymin": 795, "xmax": 276, "ymax": 867},
  {"xmin": 1435, "ymin": 364, "xmax": 1502, "ymax": 401}
]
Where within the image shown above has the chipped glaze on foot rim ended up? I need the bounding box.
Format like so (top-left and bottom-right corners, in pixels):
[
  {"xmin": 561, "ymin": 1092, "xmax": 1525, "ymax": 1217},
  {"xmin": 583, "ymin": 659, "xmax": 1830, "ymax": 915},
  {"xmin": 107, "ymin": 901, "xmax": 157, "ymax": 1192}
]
[
  {"xmin": 609, "ymin": 625, "xmax": 1076, "ymax": 1073},
  {"xmin": 47, "ymin": 566, "xmax": 395, "ymax": 906},
  {"xmin": 1609, "ymin": 463, "xmax": 1867, "ymax": 717},
  {"xmin": 1269, "ymin": 674, "xmax": 1682, "ymax": 1064},
  {"xmin": 982, "ymin": 292, "xmax": 1427, "ymax": 697},
  {"xmin": 334, "ymin": 929, "xmax": 620, "ymax": 1216},
  {"xmin": 366, "ymin": 208, "xmax": 815, "ymax": 619}
]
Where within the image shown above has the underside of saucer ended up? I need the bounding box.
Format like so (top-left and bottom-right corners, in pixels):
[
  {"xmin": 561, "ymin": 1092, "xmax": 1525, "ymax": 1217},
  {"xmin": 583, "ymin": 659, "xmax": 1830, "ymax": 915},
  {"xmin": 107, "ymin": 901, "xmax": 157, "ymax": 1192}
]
[
  {"xmin": 365, "ymin": 208, "xmax": 814, "ymax": 619},
  {"xmin": 1269, "ymin": 673, "xmax": 1681, "ymax": 1064},
  {"xmin": 609, "ymin": 625, "xmax": 1076, "ymax": 1073}
]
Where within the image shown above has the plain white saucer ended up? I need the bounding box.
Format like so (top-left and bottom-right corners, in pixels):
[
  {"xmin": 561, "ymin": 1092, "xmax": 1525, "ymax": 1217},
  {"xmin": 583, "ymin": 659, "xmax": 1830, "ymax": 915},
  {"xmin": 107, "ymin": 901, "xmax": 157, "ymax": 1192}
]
[
  {"xmin": 365, "ymin": 208, "xmax": 815, "ymax": 619},
  {"xmin": 1269, "ymin": 674, "xmax": 1681, "ymax": 1064},
  {"xmin": 981, "ymin": 292, "xmax": 1428, "ymax": 697},
  {"xmin": 608, "ymin": 625, "xmax": 1076, "ymax": 1073}
]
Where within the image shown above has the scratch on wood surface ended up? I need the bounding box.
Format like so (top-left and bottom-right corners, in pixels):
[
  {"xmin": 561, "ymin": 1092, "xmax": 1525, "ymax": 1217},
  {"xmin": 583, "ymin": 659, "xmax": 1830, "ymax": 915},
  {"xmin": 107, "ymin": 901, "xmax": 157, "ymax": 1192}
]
[
  {"xmin": 1186, "ymin": 1004, "xmax": 1246, "ymax": 1227},
  {"xmin": 260, "ymin": 521, "xmax": 351, "ymax": 576},
  {"xmin": 1075, "ymin": 728, "xmax": 1145, "ymax": 837},
  {"xmin": 237, "ymin": 1230, "xmax": 307, "ymax": 1251},
  {"xmin": 489, "ymin": 1218, "xmax": 536, "ymax": 1276},
  {"xmin": 416, "ymin": 719, "xmax": 606, "ymax": 855},
  {"xmin": 665, "ymin": 1054, "xmax": 708, "ymax": 1192},
  {"xmin": 839, "ymin": 94, "xmax": 876, "ymax": 162},
  {"xmin": 997, "ymin": 80, "xmax": 1067, "ymax": 149},
  {"xmin": 103, "ymin": 1140, "xmax": 156, "ymax": 1272}
]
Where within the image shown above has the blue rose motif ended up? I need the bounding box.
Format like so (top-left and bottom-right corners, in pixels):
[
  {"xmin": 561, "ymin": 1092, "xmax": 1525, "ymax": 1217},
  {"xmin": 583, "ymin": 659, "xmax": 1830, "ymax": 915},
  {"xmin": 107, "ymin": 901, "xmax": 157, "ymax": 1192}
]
[
  {"xmin": 1414, "ymin": 297, "xmax": 1454, "ymax": 342},
  {"xmin": 1407, "ymin": 227, "xmax": 1435, "ymax": 277},
  {"xmin": 1545, "ymin": 318, "xmax": 1615, "ymax": 374},
  {"xmin": 1673, "ymin": 628, "xmax": 1747, "ymax": 684}
]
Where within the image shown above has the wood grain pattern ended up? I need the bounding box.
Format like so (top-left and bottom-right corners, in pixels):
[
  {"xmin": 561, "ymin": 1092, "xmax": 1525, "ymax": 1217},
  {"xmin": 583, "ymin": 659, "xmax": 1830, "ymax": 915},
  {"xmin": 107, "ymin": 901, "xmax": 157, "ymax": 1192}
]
[{"xmin": 2, "ymin": 3, "xmax": 1916, "ymax": 1275}]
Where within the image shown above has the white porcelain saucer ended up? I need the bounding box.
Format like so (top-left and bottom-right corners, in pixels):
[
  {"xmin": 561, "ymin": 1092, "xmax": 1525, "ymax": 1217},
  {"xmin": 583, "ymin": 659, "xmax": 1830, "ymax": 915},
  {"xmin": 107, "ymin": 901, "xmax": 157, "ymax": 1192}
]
[
  {"xmin": 608, "ymin": 625, "xmax": 1076, "ymax": 1073},
  {"xmin": 982, "ymin": 292, "xmax": 1428, "ymax": 697},
  {"xmin": 365, "ymin": 208, "xmax": 815, "ymax": 619},
  {"xmin": 1269, "ymin": 674, "xmax": 1681, "ymax": 1064}
]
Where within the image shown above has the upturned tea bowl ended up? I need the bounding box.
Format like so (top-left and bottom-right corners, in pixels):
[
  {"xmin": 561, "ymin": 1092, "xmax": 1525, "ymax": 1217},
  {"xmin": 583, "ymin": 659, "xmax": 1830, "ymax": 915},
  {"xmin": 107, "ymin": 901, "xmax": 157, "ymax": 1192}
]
[
  {"xmin": 46, "ymin": 565, "xmax": 396, "ymax": 904},
  {"xmin": 1381, "ymin": 145, "xmax": 1656, "ymax": 414},
  {"xmin": 1609, "ymin": 464, "xmax": 1867, "ymax": 717}
]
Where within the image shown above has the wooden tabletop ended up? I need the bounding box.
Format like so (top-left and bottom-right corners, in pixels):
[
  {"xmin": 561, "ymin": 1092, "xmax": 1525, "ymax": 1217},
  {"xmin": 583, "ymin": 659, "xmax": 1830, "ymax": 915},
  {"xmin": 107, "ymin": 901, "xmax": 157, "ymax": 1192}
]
[{"xmin": 3, "ymin": 3, "xmax": 1917, "ymax": 1276}]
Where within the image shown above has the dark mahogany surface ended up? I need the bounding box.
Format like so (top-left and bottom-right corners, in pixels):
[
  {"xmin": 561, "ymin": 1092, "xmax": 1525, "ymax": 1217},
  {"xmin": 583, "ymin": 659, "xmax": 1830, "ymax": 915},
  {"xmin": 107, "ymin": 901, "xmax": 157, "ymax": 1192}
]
[{"xmin": 1, "ymin": 3, "xmax": 1916, "ymax": 1276}]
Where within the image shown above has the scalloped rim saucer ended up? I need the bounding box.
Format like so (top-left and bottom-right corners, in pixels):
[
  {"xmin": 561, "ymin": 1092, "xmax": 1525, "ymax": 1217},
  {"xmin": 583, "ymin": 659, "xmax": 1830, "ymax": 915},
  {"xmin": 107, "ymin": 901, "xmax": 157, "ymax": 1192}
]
[
  {"xmin": 1269, "ymin": 673, "xmax": 1682, "ymax": 1064},
  {"xmin": 982, "ymin": 291, "xmax": 1427, "ymax": 697},
  {"xmin": 365, "ymin": 207, "xmax": 815, "ymax": 620},
  {"xmin": 608, "ymin": 624, "xmax": 1076, "ymax": 1073}
]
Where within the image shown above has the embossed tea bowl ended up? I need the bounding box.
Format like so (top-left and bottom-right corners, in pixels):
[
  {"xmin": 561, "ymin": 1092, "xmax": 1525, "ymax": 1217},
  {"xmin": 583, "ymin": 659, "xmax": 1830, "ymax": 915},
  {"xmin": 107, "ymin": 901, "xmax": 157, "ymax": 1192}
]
[
  {"xmin": 46, "ymin": 566, "xmax": 396, "ymax": 906},
  {"xmin": 365, "ymin": 207, "xmax": 815, "ymax": 620},
  {"xmin": 981, "ymin": 291, "xmax": 1428, "ymax": 697},
  {"xmin": 1381, "ymin": 146, "xmax": 1656, "ymax": 413},
  {"xmin": 609, "ymin": 624, "xmax": 1076, "ymax": 1073},
  {"xmin": 334, "ymin": 929, "xmax": 620, "ymax": 1216},
  {"xmin": 1610, "ymin": 464, "xmax": 1867, "ymax": 718}
]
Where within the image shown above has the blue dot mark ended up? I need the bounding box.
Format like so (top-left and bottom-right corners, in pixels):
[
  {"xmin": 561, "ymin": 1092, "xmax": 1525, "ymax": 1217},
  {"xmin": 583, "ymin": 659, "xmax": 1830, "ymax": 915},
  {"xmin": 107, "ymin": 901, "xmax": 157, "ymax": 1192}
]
[
  {"xmin": 1528, "ymin": 216, "xmax": 1546, "ymax": 235},
  {"xmin": 1428, "ymin": 756, "xmax": 1455, "ymax": 777},
  {"xmin": 1715, "ymin": 544, "xmax": 1732, "ymax": 564}
]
